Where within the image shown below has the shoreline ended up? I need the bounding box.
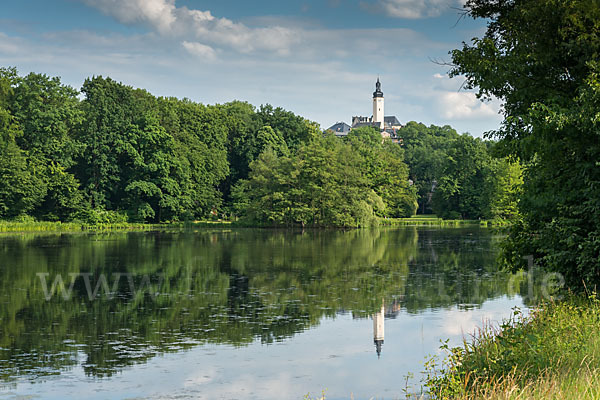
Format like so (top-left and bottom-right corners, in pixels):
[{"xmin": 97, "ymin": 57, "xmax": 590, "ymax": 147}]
[
  {"xmin": 0, "ymin": 217, "xmax": 508, "ymax": 233},
  {"xmin": 422, "ymin": 295, "xmax": 600, "ymax": 399},
  {"xmin": 0, "ymin": 220, "xmax": 233, "ymax": 234}
]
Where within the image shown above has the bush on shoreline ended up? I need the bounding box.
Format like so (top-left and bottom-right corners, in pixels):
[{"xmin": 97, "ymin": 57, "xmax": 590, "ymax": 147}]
[{"xmin": 424, "ymin": 296, "xmax": 600, "ymax": 399}]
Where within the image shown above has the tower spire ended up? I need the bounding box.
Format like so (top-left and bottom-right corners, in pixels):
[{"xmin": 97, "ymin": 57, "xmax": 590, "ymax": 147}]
[
  {"xmin": 372, "ymin": 77, "xmax": 384, "ymax": 129},
  {"xmin": 373, "ymin": 77, "xmax": 383, "ymax": 98}
]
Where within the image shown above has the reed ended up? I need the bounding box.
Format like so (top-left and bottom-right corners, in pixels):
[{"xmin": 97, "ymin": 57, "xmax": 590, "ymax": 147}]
[{"xmin": 380, "ymin": 216, "xmax": 510, "ymax": 227}]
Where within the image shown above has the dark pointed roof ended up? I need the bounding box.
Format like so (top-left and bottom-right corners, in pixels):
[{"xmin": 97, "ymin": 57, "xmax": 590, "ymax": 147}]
[
  {"xmin": 352, "ymin": 121, "xmax": 380, "ymax": 129},
  {"xmin": 327, "ymin": 121, "xmax": 351, "ymax": 136},
  {"xmin": 375, "ymin": 339, "xmax": 384, "ymax": 358},
  {"xmin": 384, "ymin": 116, "xmax": 401, "ymax": 126},
  {"xmin": 373, "ymin": 78, "xmax": 383, "ymax": 98}
]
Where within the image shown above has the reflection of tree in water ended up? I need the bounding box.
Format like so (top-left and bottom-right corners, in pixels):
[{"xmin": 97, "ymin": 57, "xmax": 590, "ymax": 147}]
[
  {"xmin": 401, "ymin": 228, "xmax": 525, "ymax": 313},
  {"xmin": 0, "ymin": 228, "xmax": 526, "ymax": 381}
]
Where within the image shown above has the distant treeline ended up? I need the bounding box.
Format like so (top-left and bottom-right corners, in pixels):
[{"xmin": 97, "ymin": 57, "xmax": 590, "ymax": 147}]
[
  {"xmin": 401, "ymin": 122, "xmax": 522, "ymax": 220},
  {"xmin": 0, "ymin": 67, "xmax": 519, "ymax": 226}
]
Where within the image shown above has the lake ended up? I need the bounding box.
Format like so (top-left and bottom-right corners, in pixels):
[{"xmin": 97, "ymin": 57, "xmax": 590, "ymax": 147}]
[{"xmin": 0, "ymin": 227, "xmax": 532, "ymax": 399}]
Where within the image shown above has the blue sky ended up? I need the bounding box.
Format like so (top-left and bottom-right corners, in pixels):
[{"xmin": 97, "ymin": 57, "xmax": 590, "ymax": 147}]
[{"xmin": 0, "ymin": 0, "xmax": 502, "ymax": 136}]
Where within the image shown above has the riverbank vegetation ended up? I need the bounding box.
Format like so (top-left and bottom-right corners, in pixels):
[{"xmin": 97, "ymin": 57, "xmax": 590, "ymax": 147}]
[
  {"xmin": 422, "ymin": 0, "xmax": 600, "ymax": 397},
  {"xmin": 380, "ymin": 215, "xmax": 512, "ymax": 227},
  {"xmin": 0, "ymin": 66, "xmax": 521, "ymax": 228},
  {"xmin": 401, "ymin": 122, "xmax": 522, "ymax": 220},
  {"xmin": 424, "ymin": 296, "xmax": 600, "ymax": 399},
  {"xmin": 449, "ymin": 0, "xmax": 600, "ymax": 290}
]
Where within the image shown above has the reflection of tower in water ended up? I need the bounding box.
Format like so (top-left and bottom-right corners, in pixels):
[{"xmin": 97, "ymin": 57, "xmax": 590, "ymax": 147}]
[
  {"xmin": 373, "ymin": 302, "xmax": 385, "ymax": 358},
  {"xmin": 372, "ymin": 299, "xmax": 402, "ymax": 358}
]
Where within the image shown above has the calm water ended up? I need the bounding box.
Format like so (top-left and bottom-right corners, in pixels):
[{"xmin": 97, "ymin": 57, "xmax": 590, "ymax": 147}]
[{"xmin": 0, "ymin": 227, "xmax": 531, "ymax": 399}]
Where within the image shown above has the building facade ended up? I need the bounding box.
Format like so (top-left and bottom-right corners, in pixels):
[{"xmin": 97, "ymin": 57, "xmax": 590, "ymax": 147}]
[{"xmin": 327, "ymin": 78, "xmax": 402, "ymax": 143}]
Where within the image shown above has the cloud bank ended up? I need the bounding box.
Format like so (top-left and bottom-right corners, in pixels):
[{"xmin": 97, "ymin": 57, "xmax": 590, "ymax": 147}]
[
  {"xmin": 78, "ymin": 0, "xmax": 299, "ymax": 55},
  {"xmin": 364, "ymin": 0, "xmax": 465, "ymax": 19}
]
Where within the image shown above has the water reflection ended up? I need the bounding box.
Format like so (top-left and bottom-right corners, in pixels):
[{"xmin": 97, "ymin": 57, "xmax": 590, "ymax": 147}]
[
  {"xmin": 373, "ymin": 300, "xmax": 385, "ymax": 358},
  {"xmin": 0, "ymin": 227, "xmax": 534, "ymax": 396}
]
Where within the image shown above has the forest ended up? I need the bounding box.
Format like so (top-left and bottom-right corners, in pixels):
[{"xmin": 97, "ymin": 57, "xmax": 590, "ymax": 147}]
[{"xmin": 0, "ymin": 67, "xmax": 519, "ymax": 227}]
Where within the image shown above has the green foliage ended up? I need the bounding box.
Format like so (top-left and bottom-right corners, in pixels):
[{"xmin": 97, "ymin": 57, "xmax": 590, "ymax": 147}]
[
  {"xmin": 38, "ymin": 162, "xmax": 84, "ymax": 221},
  {"xmin": 219, "ymin": 101, "xmax": 314, "ymax": 205},
  {"xmin": 0, "ymin": 74, "xmax": 47, "ymax": 218},
  {"xmin": 0, "ymin": 69, "xmax": 84, "ymax": 221},
  {"xmin": 10, "ymin": 72, "xmax": 83, "ymax": 168},
  {"xmin": 401, "ymin": 122, "xmax": 521, "ymax": 222},
  {"xmin": 0, "ymin": 141, "xmax": 46, "ymax": 218},
  {"xmin": 158, "ymin": 97, "xmax": 229, "ymax": 219},
  {"xmin": 231, "ymin": 127, "xmax": 419, "ymax": 227},
  {"xmin": 433, "ymin": 134, "xmax": 497, "ymax": 220},
  {"xmin": 74, "ymin": 77, "xmax": 230, "ymax": 222},
  {"xmin": 401, "ymin": 122, "xmax": 460, "ymax": 214},
  {"xmin": 233, "ymin": 134, "xmax": 387, "ymax": 227},
  {"xmin": 451, "ymin": 0, "xmax": 600, "ymax": 288},
  {"xmin": 426, "ymin": 296, "xmax": 600, "ymax": 399},
  {"xmin": 1, "ymin": 66, "xmax": 526, "ymax": 229},
  {"xmin": 73, "ymin": 209, "xmax": 128, "ymax": 225},
  {"xmin": 256, "ymin": 104, "xmax": 319, "ymax": 149},
  {"xmin": 347, "ymin": 127, "xmax": 417, "ymax": 217}
]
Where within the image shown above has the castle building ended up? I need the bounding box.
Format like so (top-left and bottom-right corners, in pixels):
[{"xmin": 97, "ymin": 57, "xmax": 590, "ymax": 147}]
[
  {"xmin": 373, "ymin": 78, "xmax": 385, "ymax": 130},
  {"xmin": 327, "ymin": 78, "xmax": 402, "ymax": 143}
]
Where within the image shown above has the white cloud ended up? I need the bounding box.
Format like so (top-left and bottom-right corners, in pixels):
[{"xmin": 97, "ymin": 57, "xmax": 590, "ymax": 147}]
[
  {"xmin": 78, "ymin": 0, "xmax": 299, "ymax": 55},
  {"xmin": 438, "ymin": 91, "xmax": 499, "ymax": 120},
  {"xmin": 80, "ymin": 0, "xmax": 177, "ymax": 34},
  {"xmin": 182, "ymin": 41, "xmax": 217, "ymax": 61},
  {"xmin": 0, "ymin": 3, "xmax": 500, "ymax": 137},
  {"xmin": 0, "ymin": 32, "xmax": 22, "ymax": 54},
  {"xmin": 365, "ymin": 0, "xmax": 464, "ymax": 19}
]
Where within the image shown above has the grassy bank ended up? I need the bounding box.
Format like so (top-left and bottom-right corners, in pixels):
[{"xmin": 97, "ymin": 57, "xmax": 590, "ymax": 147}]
[
  {"xmin": 424, "ymin": 295, "xmax": 600, "ymax": 399},
  {"xmin": 1, "ymin": 216, "xmax": 508, "ymax": 233},
  {"xmin": 0, "ymin": 220, "xmax": 233, "ymax": 233},
  {"xmin": 380, "ymin": 215, "xmax": 511, "ymax": 227}
]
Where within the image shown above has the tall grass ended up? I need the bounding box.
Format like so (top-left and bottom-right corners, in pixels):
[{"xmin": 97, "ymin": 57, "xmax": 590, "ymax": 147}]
[
  {"xmin": 0, "ymin": 219, "xmax": 238, "ymax": 233},
  {"xmin": 380, "ymin": 216, "xmax": 511, "ymax": 227},
  {"xmin": 0, "ymin": 220, "xmax": 168, "ymax": 233},
  {"xmin": 424, "ymin": 295, "xmax": 600, "ymax": 399},
  {"xmin": 445, "ymin": 366, "xmax": 600, "ymax": 399}
]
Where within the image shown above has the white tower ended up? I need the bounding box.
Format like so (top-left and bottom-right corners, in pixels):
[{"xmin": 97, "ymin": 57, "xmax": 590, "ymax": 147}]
[{"xmin": 372, "ymin": 78, "xmax": 384, "ymax": 130}]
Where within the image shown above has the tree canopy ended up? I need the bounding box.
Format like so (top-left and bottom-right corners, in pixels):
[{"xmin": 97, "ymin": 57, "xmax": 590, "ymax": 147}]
[
  {"xmin": 400, "ymin": 121, "xmax": 521, "ymax": 220},
  {"xmin": 0, "ymin": 66, "xmax": 524, "ymax": 228},
  {"xmin": 451, "ymin": 0, "xmax": 600, "ymax": 287}
]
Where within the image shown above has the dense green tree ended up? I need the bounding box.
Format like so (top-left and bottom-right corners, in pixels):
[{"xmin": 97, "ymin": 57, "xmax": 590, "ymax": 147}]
[
  {"xmin": 488, "ymin": 158, "xmax": 522, "ymax": 220},
  {"xmin": 432, "ymin": 134, "xmax": 495, "ymax": 219},
  {"xmin": 75, "ymin": 78, "xmax": 229, "ymax": 221},
  {"xmin": 220, "ymin": 102, "xmax": 314, "ymax": 207},
  {"xmin": 76, "ymin": 76, "xmax": 138, "ymax": 209},
  {"xmin": 0, "ymin": 70, "xmax": 84, "ymax": 220},
  {"xmin": 0, "ymin": 66, "xmax": 524, "ymax": 227},
  {"xmin": 256, "ymin": 104, "xmax": 319, "ymax": 149},
  {"xmin": 375, "ymin": 141, "xmax": 418, "ymax": 217},
  {"xmin": 233, "ymin": 134, "xmax": 385, "ymax": 227},
  {"xmin": 219, "ymin": 101, "xmax": 262, "ymax": 200},
  {"xmin": 0, "ymin": 68, "xmax": 47, "ymax": 218},
  {"xmin": 10, "ymin": 72, "xmax": 82, "ymax": 168},
  {"xmin": 156, "ymin": 98, "xmax": 229, "ymax": 219},
  {"xmin": 400, "ymin": 122, "xmax": 460, "ymax": 214},
  {"xmin": 451, "ymin": 0, "xmax": 600, "ymax": 287},
  {"xmin": 0, "ymin": 123, "xmax": 46, "ymax": 219},
  {"xmin": 346, "ymin": 126, "xmax": 417, "ymax": 217}
]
